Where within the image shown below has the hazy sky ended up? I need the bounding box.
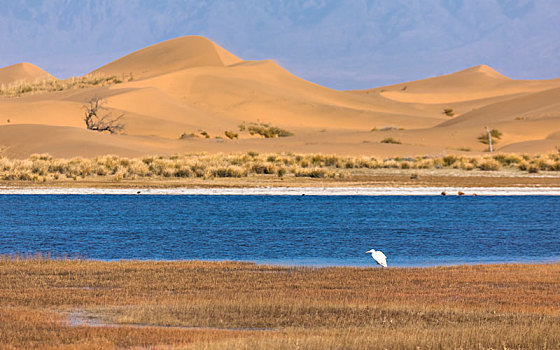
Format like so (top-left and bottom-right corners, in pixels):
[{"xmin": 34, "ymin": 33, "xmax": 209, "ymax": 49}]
[{"xmin": 1, "ymin": 0, "xmax": 559, "ymax": 89}]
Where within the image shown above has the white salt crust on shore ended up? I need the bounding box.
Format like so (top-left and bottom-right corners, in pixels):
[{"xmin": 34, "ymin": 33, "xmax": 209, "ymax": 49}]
[{"xmin": 1, "ymin": 186, "xmax": 560, "ymax": 195}]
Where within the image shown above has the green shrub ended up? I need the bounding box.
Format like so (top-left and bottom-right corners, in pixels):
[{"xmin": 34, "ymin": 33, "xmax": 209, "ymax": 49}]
[
  {"xmin": 180, "ymin": 133, "xmax": 197, "ymax": 139},
  {"xmin": 478, "ymin": 129, "xmax": 503, "ymax": 145},
  {"xmin": 295, "ymin": 168, "xmax": 327, "ymax": 178},
  {"xmin": 443, "ymin": 108, "xmax": 455, "ymax": 117},
  {"xmin": 246, "ymin": 123, "xmax": 294, "ymax": 138},
  {"xmin": 380, "ymin": 137, "xmax": 402, "ymax": 144},
  {"xmin": 251, "ymin": 163, "xmax": 276, "ymax": 174},
  {"xmin": 277, "ymin": 167, "xmax": 287, "ymax": 178},
  {"xmin": 224, "ymin": 131, "xmax": 238, "ymax": 139},
  {"xmin": 212, "ymin": 167, "xmax": 246, "ymax": 178},
  {"xmin": 442, "ymin": 155, "xmax": 458, "ymax": 167},
  {"xmin": 527, "ymin": 165, "xmax": 539, "ymax": 173}
]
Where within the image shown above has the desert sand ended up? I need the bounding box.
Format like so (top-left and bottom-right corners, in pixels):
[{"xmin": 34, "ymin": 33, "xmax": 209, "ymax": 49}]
[
  {"xmin": 0, "ymin": 62, "xmax": 53, "ymax": 86},
  {"xmin": 1, "ymin": 35, "xmax": 560, "ymax": 159}
]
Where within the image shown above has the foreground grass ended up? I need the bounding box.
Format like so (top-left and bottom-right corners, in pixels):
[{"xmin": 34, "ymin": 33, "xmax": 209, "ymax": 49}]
[
  {"xmin": 1, "ymin": 152, "xmax": 560, "ymax": 185},
  {"xmin": 1, "ymin": 257, "xmax": 559, "ymax": 349}
]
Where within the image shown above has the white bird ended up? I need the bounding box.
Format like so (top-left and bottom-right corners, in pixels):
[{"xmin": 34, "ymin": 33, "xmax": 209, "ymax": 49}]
[{"xmin": 365, "ymin": 249, "xmax": 387, "ymax": 267}]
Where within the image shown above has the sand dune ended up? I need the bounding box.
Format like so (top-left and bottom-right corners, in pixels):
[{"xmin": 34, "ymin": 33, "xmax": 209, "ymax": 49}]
[
  {"xmin": 0, "ymin": 62, "xmax": 54, "ymax": 86},
  {"xmin": 0, "ymin": 124, "xmax": 171, "ymax": 158},
  {"xmin": 1, "ymin": 36, "xmax": 559, "ymax": 158},
  {"xmin": 91, "ymin": 36, "xmax": 242, "ymax": 79},
  {"xmin": 354, "ymin": 65, "xmax": 560, "ymax": 104}
]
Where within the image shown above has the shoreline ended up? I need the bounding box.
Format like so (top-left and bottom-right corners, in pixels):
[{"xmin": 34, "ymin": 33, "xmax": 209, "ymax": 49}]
[
  {"xmin": 2, "ymin": 185, "xmax": 560, "ymax": 195},
  {"xmin": 2, "ymin": 255, "xmax": 559, "ymax": 268}
]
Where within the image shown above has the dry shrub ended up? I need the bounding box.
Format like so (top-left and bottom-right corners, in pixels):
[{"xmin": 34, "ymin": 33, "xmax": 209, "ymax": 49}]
[
  {"xmin": 251, "ymin": 162, "xmax": 276, "ymax": 175},
  {"xmin": 457, "ymin": 159, "xmax": 475, "ymax": 171},
  {"xmin": 295, "ymin": 168, "xmax": 328, "ymax": 178},
  {"xmin": 211, "ymin": 166, "xmax": 247, "ymax": 178},
  {"xmin": 2, "ymin": 152, "xmax": 560, "ymax": 182},
  {"xmin": 493, "ymin": 153, "xmax": 522, "ymax": 166},
  {"xmin": 380, "ymin": 137, "xmax": 401, "ymax": 144},
  {"xmin": 381, "ymin": 159, "xmax": 399, "ymax": 168},
  {"xmin": 478, "ymin": 158, "xmax": 502, "ymax": 171},
  {"xmin": 400, "ymin": 161, "xmax": 411, "ymax": 169},
  {"xmin": 442, "ymin": 155, "xmax": 458, "ymax": 167}
]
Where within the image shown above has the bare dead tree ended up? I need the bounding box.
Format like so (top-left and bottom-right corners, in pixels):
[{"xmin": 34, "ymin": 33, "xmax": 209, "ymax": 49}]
[
  {"xmin": 84, "ymin": 96, "xmax": 125, "ymax": 134},
  {"xmin": 485, "ymin": 126, "xmax": 493, "ymax": 153}
]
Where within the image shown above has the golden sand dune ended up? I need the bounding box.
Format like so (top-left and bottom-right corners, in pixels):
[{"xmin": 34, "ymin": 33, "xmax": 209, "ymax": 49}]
[
  {"xmin": 0, "ymin": 124, "xmax": 170, "ymax": 158},
  {"xmin": 0, "ymin": 62, "xmax": 54, "ymax": 86},
  {"xmin": 1, "ymin": 36, "xmax": 559, "ymax": 158},
  {"xmin": 355, "ymin": 65, "xmax": 560, "ymax": 104},
  {"xmin": 91, "ymin": 36, "xmax": 242, "ymax": 79},
  {"xmin": 114, "ymin": 58, "xmax": 439, "ymax": 135}
]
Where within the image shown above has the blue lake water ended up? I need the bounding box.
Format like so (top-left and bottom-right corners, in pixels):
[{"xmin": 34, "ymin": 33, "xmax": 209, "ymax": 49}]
[{"xmin": 0, "ymin": 195, "xmax": 558, "ymax": 267}]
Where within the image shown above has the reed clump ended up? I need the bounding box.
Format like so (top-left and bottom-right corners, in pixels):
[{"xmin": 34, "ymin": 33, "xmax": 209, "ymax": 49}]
[
  {"xmin": 0, "ymin": 257, "xmax": 559, "ymax": 349},
  {"xmin": 1, "ymin": 152, "xmax": 560, "ymax": 183}
]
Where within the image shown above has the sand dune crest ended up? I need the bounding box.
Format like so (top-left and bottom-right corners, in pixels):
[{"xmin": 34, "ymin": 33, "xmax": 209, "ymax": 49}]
[
  {"xmin": 0, "ymin": 62, "xmax": 54, "ymax": 86},
  {"xmin": 91, "ymin": 36, "xmax": 242, "ymax": 79}
]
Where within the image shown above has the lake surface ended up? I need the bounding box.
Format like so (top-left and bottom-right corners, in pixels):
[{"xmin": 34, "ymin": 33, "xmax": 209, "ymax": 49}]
[{"xmin": 0, "ymin": 195, "xmax": 558, "ymax": 267}]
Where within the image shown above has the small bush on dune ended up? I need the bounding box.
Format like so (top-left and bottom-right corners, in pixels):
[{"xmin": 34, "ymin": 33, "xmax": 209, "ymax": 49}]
[
  {"xmin": 245, "ymin": 123, "xmax": 294, "ymax": 138},
  {"xmin": 224, "ymin": 131, "xmax": 238, "ymax": 140},
  {"xmin": 443, "ymin": 108, "xmax": 455, "ymax": 117},
  {"xmin": 380, "ymin": 137, "xmax": 402, "ymax": 144},
  {"xmin": 180, "ymin": 133, "xmax": 197, "ymax": 139},
  {"xmin": 478, "ymin": 128, "xmax": 503, "ymax": 149}
]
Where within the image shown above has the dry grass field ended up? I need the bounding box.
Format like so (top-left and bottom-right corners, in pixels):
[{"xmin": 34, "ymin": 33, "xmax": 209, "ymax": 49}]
[
  {"xmin": 1, "ymin": 257, "xmax": 559, "ymax": 349},
  {"xmin": 0, "ymin": 152, "xmax": 559, "ymax": 189}
]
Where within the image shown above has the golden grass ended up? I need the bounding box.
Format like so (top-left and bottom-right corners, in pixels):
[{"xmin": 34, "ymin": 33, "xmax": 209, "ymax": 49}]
[
  {"xmin": 1, "ymin": 152, "xmax": 560, "ymax": 185},
  {"xmin": 0, "ymin": 74, "xmax": 129, "ymax": 97},
  {"xmin": 1, "ymin": 257, "xmax": 559, "ymax": 349}
]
